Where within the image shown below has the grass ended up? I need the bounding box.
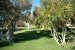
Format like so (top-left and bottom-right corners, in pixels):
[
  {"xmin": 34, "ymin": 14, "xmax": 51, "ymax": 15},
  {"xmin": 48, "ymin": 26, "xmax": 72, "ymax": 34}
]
[
  {"xmin": 0, "ymin": 38, "xmax": 65, "ymax": 50},
  {"xmin": 14, "ymin": 28, "xmax": 45, "ymax": 34},
  {"xmin": 0, "ymin": 29, "xmax": 66, "ymax": 50}
]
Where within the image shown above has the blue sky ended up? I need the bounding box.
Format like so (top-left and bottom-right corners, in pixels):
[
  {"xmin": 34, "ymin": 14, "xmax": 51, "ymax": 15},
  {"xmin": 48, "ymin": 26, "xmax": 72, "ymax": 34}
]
[
  {"xmin": 31, "ymin": 0, "xmax": 40, "ymax": 12},
  {"xmin": 10, "ymin": 0, "xmax": 40, "ymax": 13}
]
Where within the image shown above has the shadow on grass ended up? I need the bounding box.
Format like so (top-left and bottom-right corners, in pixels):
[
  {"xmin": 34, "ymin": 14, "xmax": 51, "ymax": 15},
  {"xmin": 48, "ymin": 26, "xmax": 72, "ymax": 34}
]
[
  {"xmin": 0, "ymin": 41, "xmax": 13, "ymax": 48},
  {"xmin": 0, "ymin": 30, "xmax": 52, "ymax": 47},
  {"xmin": 13, "ymin": 30, "xmax": 52, "ymax": 43}
]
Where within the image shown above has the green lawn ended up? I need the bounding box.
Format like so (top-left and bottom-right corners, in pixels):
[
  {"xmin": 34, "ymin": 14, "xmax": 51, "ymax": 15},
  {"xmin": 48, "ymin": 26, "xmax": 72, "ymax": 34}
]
[{"xmin": 0, "ymin": 29, "xmax": 66, "ymax": 50}]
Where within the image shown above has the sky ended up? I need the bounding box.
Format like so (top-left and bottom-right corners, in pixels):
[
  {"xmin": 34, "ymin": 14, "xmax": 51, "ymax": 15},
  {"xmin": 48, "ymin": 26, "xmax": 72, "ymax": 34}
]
[
  {"xmin": 31, "ymin": 0, "xmax": 40, "ymax": 12},
  {"xmin": 10, "ymin": 0, "xmax": 40, "ymax": 13}
]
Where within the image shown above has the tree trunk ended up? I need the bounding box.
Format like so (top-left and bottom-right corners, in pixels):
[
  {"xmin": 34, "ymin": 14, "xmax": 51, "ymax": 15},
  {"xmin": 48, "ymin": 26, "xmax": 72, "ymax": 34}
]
[
  {"xmin": 53, "ymin": 28, "xmax": 60, "ymax": 45},
  {"xmin": 6, "ymin": 20, "xmax": 16, "ymax": 43},
  {"xmin": 27, "ymin": 22, "xmax": 30, "ymax": 29},
  {"xmin": 61, "ymin": 24, "xmax": 66, "ymax": 45},
  {"xmin": 6, "ymin": 29, "xmax": 14, "ymax": 43},
  {"xmin": 0, "ymin": 33, "xmax": 7, "ymax": 42},
  {"xmin": 0, "ymin": 26, "xmax": 14, "ymax": 43},
  {"xmin": 42, "ymin": 25, "xmax": 44, "ymax": 29}
]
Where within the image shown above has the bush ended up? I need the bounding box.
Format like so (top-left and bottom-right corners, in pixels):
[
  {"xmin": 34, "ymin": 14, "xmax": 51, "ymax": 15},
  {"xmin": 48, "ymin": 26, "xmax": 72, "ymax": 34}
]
[{"xmin": 70, "ymin": 46, "xmax": 75, "ymax": 50}]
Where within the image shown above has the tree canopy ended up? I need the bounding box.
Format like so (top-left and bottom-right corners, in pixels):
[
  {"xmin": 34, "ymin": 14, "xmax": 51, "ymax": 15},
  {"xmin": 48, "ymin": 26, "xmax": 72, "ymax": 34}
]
[
  {"xmin": 33, "ymin": 0, "xmax": 75, "ymax": 45},
  {"xmin": 34, "ymin": 0, "xmax": 74, "ymax": 28},
  {"xmin": 0, "ymin": 0, "xmax": 32, "ymax": 27},
  {"xmin": 0, "ymin": 0, "xmax": 32, "ymax": 43}
]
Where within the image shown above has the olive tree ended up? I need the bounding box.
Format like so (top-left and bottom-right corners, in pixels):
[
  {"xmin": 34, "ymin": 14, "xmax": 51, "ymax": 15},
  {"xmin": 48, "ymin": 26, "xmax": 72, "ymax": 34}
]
[{"xmin": 0, "ymin": 0, "xmax": 32, "ymax": 43}]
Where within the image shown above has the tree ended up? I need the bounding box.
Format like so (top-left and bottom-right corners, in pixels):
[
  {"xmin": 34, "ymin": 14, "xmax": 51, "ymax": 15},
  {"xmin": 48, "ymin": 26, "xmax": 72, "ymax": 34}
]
[
  {"xmin": 33, "ymin": 0, "xmax": 74, "ymax": 46},
  {"xmin": 0, "ymin": 0, "xmax": 32, "ymax": 43}
]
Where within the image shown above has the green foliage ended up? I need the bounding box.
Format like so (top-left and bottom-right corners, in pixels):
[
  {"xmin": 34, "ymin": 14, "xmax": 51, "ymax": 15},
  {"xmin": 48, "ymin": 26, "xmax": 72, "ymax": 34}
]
[
  {"xmin": 70, "ymin": 40, "xmax": 75, "ymax": 50},
  {"xmin": 33, "ymin": 0, "xmax": 74, "ymax": 28},
  {"xmin": 0, "ymin": 0, "xmax": 32, "ymax": 28}
]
